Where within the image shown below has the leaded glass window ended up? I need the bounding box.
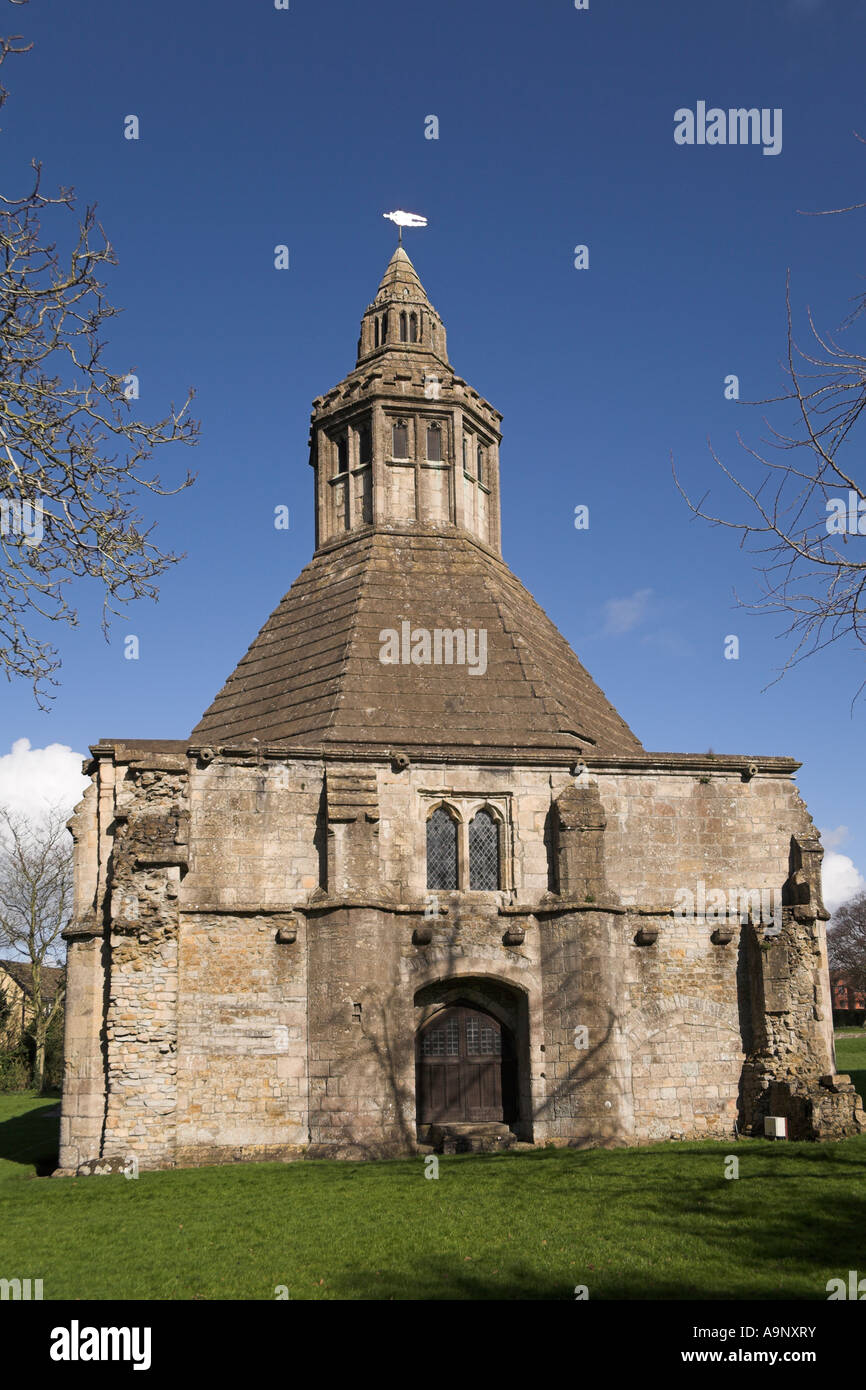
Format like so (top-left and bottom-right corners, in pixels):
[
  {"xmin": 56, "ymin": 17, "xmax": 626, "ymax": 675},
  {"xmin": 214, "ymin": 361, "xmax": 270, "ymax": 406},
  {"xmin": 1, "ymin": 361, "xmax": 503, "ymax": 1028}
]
[
  {"xmin": 392, "ymin": 420, "xmax": 408, "ymax": 458},
  {"xmin": 421, "ymin": 1018, "xmax": 459, "ymax": 1057},
  {"xmin": 469, "ymin": 809, "xmax": 500, "ymax": 890},
  {"xmin": 427, "ymin": 807, "xmax": 458, "ymax": 890},
  {"xmin": 465, "ymin": 1017, "xmax": 501, "ymax": 1055}
]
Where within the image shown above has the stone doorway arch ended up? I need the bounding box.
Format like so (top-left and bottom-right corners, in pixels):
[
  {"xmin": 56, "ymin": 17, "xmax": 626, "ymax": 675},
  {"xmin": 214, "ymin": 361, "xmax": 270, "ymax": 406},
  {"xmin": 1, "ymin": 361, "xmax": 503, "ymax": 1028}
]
[{"xmin": 413, "ymin": 976, "xmax": 531, "ymax": 1142}]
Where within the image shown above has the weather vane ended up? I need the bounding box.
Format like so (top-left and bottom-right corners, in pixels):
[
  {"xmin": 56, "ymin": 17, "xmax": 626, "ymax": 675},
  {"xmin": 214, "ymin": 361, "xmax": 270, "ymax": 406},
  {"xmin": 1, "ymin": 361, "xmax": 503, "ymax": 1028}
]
[{"xmin": 383, "ymin": 209, "xmax": 428, "ymax": 246}]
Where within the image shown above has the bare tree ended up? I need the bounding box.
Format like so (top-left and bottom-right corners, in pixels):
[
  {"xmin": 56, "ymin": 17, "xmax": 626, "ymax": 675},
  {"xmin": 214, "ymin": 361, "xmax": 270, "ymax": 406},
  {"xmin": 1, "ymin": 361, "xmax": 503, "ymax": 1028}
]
[
  {"xmin": 1, "ymin": 1, "xmax": 198, "ymax": 705},
  {"xmin": 673, "ymin": 141, "xmax": 866, "ymax": 697},
  {"xmin": 828, "ymin": 891, "xmax": 866, "ymax": 1001},
  {"xmin": 0, "ymin": 806, "xmax": 71, "ymax": 1090}
]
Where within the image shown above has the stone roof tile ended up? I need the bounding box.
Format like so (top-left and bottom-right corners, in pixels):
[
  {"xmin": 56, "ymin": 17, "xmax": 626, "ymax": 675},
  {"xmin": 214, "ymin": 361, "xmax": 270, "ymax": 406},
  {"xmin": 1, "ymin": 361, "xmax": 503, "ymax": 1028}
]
[{"xmin": 191, "ymin": 530, "xmax": 642, "ymax": 756}]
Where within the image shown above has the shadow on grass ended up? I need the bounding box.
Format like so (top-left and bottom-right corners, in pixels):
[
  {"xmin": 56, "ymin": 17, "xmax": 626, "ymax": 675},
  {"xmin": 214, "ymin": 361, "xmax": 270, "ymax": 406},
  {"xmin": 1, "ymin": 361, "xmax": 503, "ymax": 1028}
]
[
  {"xmin": 323, "ymin": 1259, "xmax": 580, "ymax": 1301},
  {"xmin": 322, "ymin": 1155, "xmax": 866, "ymax": 1300},
  {"xmin": 0, "ymin": 1100, "xmax": 60, "ymax": 1176},
  {"xmin": 846, "ymin": 1069, "xmax": 866, "ymax": 1107}
]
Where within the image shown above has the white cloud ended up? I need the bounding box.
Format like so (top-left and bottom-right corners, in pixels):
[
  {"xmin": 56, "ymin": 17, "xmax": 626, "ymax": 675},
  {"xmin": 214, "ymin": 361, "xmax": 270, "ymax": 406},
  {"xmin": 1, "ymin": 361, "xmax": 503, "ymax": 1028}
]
[
  {"xmin": 822, "ymin": 825, "xmax": 849, "ymax": 851},
  {"xmin": 602, "ymin": 588, "xmax": 653, "ymax": 636},
  {"xmin": 0, "ymin": 738, "xmax": 89, "ymax": 825},
  {"xmin": 823, "ymin": 851, "xmax": 866, "ymax": 916}
]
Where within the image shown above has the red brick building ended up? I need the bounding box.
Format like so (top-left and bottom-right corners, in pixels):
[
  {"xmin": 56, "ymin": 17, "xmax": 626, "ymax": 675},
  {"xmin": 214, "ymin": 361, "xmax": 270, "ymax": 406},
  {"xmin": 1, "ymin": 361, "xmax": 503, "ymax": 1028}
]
[{"xmin": 831, "ymin": 972, "xmax": 866, "ymax": 1025}]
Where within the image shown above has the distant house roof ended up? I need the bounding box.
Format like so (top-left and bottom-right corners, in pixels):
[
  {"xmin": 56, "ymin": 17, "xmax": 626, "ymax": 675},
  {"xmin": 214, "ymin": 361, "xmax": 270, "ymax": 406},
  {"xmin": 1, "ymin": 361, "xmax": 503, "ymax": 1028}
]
[{"xmin": 0, "ymin": 959, "xmax": 65, "ymax": 1002}]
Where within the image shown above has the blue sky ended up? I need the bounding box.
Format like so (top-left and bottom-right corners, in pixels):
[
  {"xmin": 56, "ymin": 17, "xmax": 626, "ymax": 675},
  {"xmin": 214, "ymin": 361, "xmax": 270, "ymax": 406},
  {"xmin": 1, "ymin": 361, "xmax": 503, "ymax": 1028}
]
[{"xmin": 2, "ymin": 0, "xmax": 864, "ymax": 901}]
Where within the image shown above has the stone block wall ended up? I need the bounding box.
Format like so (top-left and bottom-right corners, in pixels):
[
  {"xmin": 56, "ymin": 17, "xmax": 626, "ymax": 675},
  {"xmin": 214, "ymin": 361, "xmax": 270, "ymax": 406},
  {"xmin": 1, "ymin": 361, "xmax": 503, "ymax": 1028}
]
[
  {"xmin": 175, "ymin": 913, "xmax": 309, "ymax": 1165},
  {"xmin": 57, "ymin": 744, "xmax": 860, "ymax": 1173}
]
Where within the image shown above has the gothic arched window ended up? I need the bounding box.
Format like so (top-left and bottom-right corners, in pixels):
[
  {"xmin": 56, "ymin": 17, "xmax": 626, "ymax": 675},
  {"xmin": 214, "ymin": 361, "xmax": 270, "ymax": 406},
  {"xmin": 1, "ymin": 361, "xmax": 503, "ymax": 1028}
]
[
  {"xmin": 469, "ymin": 809, "xmax": 500, "ymax": 890},
  {"xmin": 476, "ymin": 443, "xmax": 484, "ymax": 483},
  {"xmin": 374, "ymin": 318, "xmax": 380, "ymax": 348},
  {"xmin": 382, "ymin": 312, "xmax": 389, "ymax": 342},
  {"xmin": 463, "ymin": 435, "xmax": 470, "ymax": 472},
  {"xmin": 427, "ymin": 807, "xmax": 458, "ymax": 890},
  {"xmin": 399, "ymin": 312, "xmax": 408, "ymax": 342},
  {"xmin": 392, "ymin": 420, "xmax": 408, "ymax": 458},
  {"xmin": 409, "ymin": 312, "xmax": 418, "ymax": 342},
  {"xmin": 426, "ymin": 422, "xmax": 441, "ymax": 462},
  {"xmin": 337, "ymin": 436, "xmax": 349, "ymax": 473}
]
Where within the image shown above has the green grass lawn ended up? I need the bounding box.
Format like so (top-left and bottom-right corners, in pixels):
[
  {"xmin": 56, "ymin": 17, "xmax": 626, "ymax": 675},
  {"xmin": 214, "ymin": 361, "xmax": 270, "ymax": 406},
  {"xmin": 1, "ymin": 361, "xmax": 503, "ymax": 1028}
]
[
  {"xmin": 836, "ymin": 1029, "xmax": 866, "ymax": 1106},
  {"xmin": 1, "ymin": 1091, "xmax": 865, "ymax": 1300}
]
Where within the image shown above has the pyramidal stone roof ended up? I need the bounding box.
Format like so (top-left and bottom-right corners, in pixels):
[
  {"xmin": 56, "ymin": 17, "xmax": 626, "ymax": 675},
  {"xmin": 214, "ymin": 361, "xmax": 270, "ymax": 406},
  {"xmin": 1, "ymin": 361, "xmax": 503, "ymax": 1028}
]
[
  {"xmin": 190, "ymin": 247, "xmax": 643, "ymax": 760},
  {"xmin": 191, "ymin": 529, "xmax": 643, "ymax": 757},
  {"xmin": 377, "ymin": 245, "xmax": 428, "ymax": 297}
]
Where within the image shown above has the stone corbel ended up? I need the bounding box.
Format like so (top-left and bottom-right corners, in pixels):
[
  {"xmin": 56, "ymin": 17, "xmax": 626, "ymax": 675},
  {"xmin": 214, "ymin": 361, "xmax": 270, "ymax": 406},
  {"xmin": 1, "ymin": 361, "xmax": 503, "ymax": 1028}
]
[
  {"xmin": 275, "ymin": 914, "xmax": 299, "ymax": 945},
  {"xmin": 634, "ymin": 925, "xmax": 659, "ymax": 946}
]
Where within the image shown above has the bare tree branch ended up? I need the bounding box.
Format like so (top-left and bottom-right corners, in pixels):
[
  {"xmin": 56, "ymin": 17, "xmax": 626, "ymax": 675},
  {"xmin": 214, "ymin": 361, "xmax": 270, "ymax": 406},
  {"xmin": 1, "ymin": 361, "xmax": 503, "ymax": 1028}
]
[
  {"xmin": 672, "ymin": 152, "xmax": 866, "ymax": 701},
  {"xmin": 1, "ymin": 2, "xmax": 199, "ymax": 704},
  {"xmin": 0, "ymin": 805, "xmax": 70, "ymax": 1090},
  {"xmin": 828, "ymin": 892, "xmax": 866, "ymax": 998}
]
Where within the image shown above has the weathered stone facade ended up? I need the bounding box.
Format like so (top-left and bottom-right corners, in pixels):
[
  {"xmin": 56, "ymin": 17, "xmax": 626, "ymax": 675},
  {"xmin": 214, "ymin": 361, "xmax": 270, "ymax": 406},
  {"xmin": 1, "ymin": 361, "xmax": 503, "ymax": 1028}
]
[{"xmin": 59, "ymin": 249, "xmax": 863, "ymax": 1172}]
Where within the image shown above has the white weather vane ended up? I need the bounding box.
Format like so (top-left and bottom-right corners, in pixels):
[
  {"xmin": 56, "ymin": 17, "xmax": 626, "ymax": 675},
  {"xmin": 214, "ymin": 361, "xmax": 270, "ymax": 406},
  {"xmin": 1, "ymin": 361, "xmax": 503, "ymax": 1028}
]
[{"xmin": 383, "ymin": 209, "xmax": 428, "ymax": 245}]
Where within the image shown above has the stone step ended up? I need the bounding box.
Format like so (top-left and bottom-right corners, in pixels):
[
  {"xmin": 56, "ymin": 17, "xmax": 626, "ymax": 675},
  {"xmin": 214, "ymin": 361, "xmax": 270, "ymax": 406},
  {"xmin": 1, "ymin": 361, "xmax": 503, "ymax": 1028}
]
[{"xmin": 429, "ymin": 1122, "xmax": 518, "ymax": 1155}]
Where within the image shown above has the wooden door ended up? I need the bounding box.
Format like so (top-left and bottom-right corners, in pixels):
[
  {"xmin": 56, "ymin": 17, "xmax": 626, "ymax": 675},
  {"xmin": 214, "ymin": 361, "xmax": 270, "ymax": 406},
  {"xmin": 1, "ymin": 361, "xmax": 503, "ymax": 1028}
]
[{"xmin": 416, "ymin": 1006, "xmax": 516, "ymax": 1125}]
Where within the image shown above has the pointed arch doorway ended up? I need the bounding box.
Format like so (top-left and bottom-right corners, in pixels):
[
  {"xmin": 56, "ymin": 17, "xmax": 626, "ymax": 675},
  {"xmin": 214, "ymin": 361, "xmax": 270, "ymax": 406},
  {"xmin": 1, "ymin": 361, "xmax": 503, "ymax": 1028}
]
[{"xmin": 415, "ymin": 1003, "xmax": 518, "ymax": 1125}]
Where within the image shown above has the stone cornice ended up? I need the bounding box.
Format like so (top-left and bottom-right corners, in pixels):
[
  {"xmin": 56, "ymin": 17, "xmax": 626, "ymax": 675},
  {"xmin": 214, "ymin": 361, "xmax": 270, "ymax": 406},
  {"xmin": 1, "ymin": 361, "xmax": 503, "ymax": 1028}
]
[{"xmin": 87, "ymin": 739, "xmax": 801, "ymax": 776}]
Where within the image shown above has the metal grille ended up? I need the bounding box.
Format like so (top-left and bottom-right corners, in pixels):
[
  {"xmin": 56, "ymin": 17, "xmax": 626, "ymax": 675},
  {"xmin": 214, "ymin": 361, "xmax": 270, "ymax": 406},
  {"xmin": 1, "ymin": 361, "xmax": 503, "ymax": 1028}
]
[
  {"xmin": 422, "ymin": 1019, "xmax": 458, "ymax": 1057},
  {"xmin": 466, "ymin": 1018, "xmax": 500, "ymax": 1056},
  {"xmin": 426, "ymin": 424, "xmax": 441, "ymax": 461},
  {"xmin": 427, "ymin": 808, "xmax": 458, "ymax": 890},
  {"xmin": 469, "ymin": 809, "xmax": 500, "ymax": 890}
]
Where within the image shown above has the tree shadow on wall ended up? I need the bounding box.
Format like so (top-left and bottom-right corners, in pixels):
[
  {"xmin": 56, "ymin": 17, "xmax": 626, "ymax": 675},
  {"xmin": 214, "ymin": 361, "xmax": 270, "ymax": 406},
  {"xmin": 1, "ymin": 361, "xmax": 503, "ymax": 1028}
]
[{"xmin": 310, "ymin": 930, "xmax": 624, "ymax": 1158}]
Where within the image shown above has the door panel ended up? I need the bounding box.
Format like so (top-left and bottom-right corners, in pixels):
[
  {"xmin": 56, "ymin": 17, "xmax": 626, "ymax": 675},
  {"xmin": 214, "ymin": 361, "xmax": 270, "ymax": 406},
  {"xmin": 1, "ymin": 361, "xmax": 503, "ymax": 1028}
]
[{"xmin": 416, "ymin": 1005, "xmax": 514, "ymax": 1125}]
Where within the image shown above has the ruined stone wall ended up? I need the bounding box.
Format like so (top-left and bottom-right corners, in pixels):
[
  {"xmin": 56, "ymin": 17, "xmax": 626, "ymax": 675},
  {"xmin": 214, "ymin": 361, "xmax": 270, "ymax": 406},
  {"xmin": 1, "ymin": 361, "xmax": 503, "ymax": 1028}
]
[
  {"xmin": 183, "ymin": 757, "xmax": 323, "ymax": 911},
  {"xmin": 592, "ymin": 767, "xmax": 807, "ymax": 908},
  {"xmin": 172, "ymin": 756, "xmax": 320, "ymax": 1162},
  {"xmin": 60, "ymin": 770, "xmax": 110, "ymax": 1171},
  {"xmin": 100, "ymin": 762, "xmax": 188, "ymax": 1167},
  {"xmin": 306, "ymin": 906, "xmax": 416, "ymax": 1155},
  {"xmin": 536, "ymin": 767, "xmax": 854, "ymax": 1144},
  {"xmin": 60, "ymin": 747, "xmax": 856, "ymax": 1172},
  {"xmin": 175, "ymin": 912, "xmax": 308, "ymax": 1165}
]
